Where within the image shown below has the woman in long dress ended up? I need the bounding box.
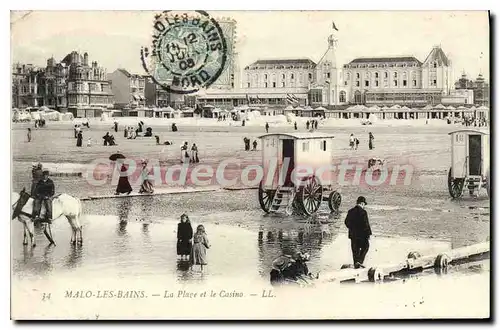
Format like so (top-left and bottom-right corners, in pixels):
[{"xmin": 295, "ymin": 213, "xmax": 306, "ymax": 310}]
[
  {"xmin": 180, "ymin": 142, "xmax": 189, "ymax": 163},
  {"xmin": 191, "ymin": 143, "xmax": 199, "ymax": 163},
  {"xmin": 190, "ymin": 225, "xmax": 210, "ymax": 271},
  {"xmin": 177, "ymin": 214, "xmax": 193, "ymax": 260},
  {"xmin": 76, "ymin": 131, "xmax": 83, "ymax": 147},
  {"xmin": 368, "ymin": 132, "xmax": 375, "ymax": 150},
  {"xmin": 139, "ymin": 160, "xmax": 154, "ymax": 194},
  {"xmin": 115, "ymin": 163, "xmax": 133, "ymax": 195}
]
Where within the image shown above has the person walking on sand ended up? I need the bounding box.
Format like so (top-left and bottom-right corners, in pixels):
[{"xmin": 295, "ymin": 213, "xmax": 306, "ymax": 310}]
[
  {"xmin": 349, "ymin": 134, "xmax": 355, "ymax": 150},
  {"xmin": 27, "ymin": 128, "xmax": 31, "ymax": 142},
  {"xmin": 181, "ymin": 142, "xmax": 189, "ymax": 163},
  {"xmin": 190, "ymin": 224, "xmax": 210, "ymax": 271},
  {"xmin": 177, "ymin": 214, "xmax": 193, "ymax": 261},
  {"xmin": 115, "ymin": 163, "xmax": 133, "ymax": 195},
  {"xmin": 368, "ymin": 132, "xmax": 375, "ymax": 150},
  {"xmin": 138, "ymin": 159, "xmax": 154, "ymax": 194},
  {"xmin": 252, "ymin": 140, "xmax": 257, "ymax": 151},
  {"xmin": 344, "ymin": 196, "xmax": 372, "ymax": 269},
  {"xmin": 294, "ymin": 121, "xmax": 297, "ymax": 130},
  {"xmin": 76, "ymin": 130, "xmax": 83, "ymax": 147},
  {"xmin": 114, "ymin": 121, "xmax": 118, "ymax": 133},
  {"xmin": 191, "ymin": 143, "xmax": 200, "ymax": 163},
  {"xmin": 355, "ymin": 137, "xmax": 360, "ymax": 150},
  {"xmin": 265, "ymin": 122, "xmax": 269, "ymax": 133}
]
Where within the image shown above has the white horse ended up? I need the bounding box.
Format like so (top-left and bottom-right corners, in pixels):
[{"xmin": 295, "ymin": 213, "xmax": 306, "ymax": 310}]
[{"xmin": 12, "ymin": 188, "xmax": 83, "ymax": 247}]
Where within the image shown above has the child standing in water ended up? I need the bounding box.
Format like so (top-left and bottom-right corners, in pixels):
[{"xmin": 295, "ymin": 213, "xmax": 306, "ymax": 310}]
[{"xmin": 190, "ymin": 225, "xmax": 210, "ymax": 271}]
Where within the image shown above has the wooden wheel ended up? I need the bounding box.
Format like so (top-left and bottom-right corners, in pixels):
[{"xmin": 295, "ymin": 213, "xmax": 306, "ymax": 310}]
[
  {"xmin": 448, "ymin": 168, "xmax": 464, "ymax": 199},
  {"xmin": 328, "ymin": 191, "xmax": 342, "ymax": 213},
  {"xmin": 297, "ymin": 176, "xmax": 323, "ymax": 216},
  {"xmin": 258, "ymin": 181, "xmax": 275, "ymax": 213}
]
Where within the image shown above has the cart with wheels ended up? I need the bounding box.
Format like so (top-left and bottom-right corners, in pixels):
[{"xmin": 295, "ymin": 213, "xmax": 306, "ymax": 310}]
[
  {"xmin": 448, "ymin": 129, "xmax": 490, "ymax": 199},
  {"xmin": 258, "ymin": 132, "xmax": 342, "ymax": 216}
]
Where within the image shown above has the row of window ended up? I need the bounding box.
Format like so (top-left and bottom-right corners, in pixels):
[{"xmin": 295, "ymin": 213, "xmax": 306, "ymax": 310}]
[
  {"xmin": 344, "ymin": 62, "xmax": 419, "ymax": 69},
  {"xmin": 349, "ymin": 79, "xmax": 419, "ymax": 88},
  {"xmin": 343, "ymin": 61, "xmax": 441, "ymax": 70},
  {"xmin": 347, "ymin": 71, "xmax": 419, "ymax": 81},
  {"xmin": 247, "ymin": 65, "xmax": 314, "ymax": 70},
  {"xmin": 247, "ymin": 72, "xmax": 313, "ymax": 83}
]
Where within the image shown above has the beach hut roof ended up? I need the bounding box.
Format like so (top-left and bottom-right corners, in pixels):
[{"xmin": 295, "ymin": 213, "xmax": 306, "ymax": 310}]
[
  {"xmin": 381, "ymin": 106, "xmax": 389, "ymax": 110},
  {"xmin": 390, "ymin": 104, "xmax": 401, "ymax": 110},
  {"xmin": 284, "ymin": 105, "xmax": 295, "ymax": 111},
  {"xmin": 456, "ymin": 106, "xmax": 467, "ymax": 110},
  {"xmin": 303, "ymin": 106, "xmax": 313, "ymax": 110},
  {"xmin": 477, "ymin": 105, "xmax": 489, "ymax": 111},
  {"xmin": 314, "ymin": 106, "xmax": 327, "ymax": 110},
  {"xmin": 446, "ymin": 106, "xmax": 456, "ymax": 110},
  {"xmin": 434, "ymin": 104, "xmax": 446, "ymax": 109},
  {"xmin": 369, "ymin": 105, "xmax": 381, "ymax": 110},
  {"xmin": 422, "ymin": 104, "xmax": 433, "ymax": 110},
  {"xmin": 469, "ymin": 105, "xmax": 477, "ymax": 110},
  {"xmin": 164, "ymin": 106, "xmax": 175, "ymax": 112},
  {"xmin": 400, "ymin": 106, "xmax": 411, "ymax": 110}
]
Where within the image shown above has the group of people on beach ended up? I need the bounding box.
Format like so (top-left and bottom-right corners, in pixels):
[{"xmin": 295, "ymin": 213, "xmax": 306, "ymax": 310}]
[
  {"xmin": 306, "ymin": 119, "xmax": 319, "ymax": 131},
  {"xmin": 114, "ymin": 158, "xmax": 155, "ymax": 195},
  {"xmin": 349, "ymin": 132, "xmax": 375, "ymax": 150},
  {"xmin": 180, "ymin": 142, "xmax": 200, "ymax": 163},
  {"xmin": 243, "ymin": 137, "xmax": 257, "ymax": 151},
  {"xmin": 74, "ymin": 123, "xmax": 92, "ymax": 147}
]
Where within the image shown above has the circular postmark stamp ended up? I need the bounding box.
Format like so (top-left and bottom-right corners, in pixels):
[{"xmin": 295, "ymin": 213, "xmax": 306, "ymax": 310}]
[{"xmin": 141, "ymin": 11, "xmax": 228, "ymax": 95}]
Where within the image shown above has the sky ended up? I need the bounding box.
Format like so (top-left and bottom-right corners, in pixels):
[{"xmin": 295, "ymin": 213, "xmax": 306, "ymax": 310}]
[{"xmin": 10, "ymin": 10, "xmax": 490, "ymax": 81}]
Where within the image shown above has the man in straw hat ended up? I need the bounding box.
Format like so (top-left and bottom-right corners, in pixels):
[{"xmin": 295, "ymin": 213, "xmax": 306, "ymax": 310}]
[
  {"xmin": 32, "ymin": 169, "xmax": 55, "ymax": 222},
  {"xmin": 344, "ymin": 196, "xmax": 372, "ymax": 269}
]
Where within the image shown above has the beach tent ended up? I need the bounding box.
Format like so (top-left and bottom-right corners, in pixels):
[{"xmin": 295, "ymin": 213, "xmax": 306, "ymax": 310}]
[
  {"xmin": 422, "ymin": 104, "xmax": 433, "ymax": 110},
  {"xmin": 433, "ymin": 104, "xmax": 446, "ymax": 110}
]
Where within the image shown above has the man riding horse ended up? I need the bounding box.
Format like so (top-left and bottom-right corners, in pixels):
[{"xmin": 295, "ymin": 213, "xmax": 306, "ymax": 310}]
[{"xmin": 32, "ymin": 170, "xmax": 55, "ymax": 223}]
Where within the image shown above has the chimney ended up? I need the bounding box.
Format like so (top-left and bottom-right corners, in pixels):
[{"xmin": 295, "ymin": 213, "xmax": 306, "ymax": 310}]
[{"xmin": 84, "ymin": 52, "xmax": 89, "ymax": 66}]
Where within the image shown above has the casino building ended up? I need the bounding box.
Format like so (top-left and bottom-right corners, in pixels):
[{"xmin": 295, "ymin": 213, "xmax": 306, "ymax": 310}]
[{"xmin": 196, "ymin": 28, "xmax": 459, "ymax": 109}]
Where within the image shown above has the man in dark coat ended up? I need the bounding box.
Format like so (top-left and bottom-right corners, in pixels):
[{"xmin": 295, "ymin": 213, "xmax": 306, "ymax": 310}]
[
  {"xmin": 344, "ymin": 196, "xmax": 372, "ymax": 269},
  {"xmin": 33, "ymin": 170, "xmax": 55, "ymax": 222}
]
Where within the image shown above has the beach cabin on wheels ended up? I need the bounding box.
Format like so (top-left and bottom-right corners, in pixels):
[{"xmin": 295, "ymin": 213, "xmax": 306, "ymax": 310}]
[
  {"xmin": 258, "ymin": 132, "xmax": 342, "ymax": 216},
  {"xmin": 448, "ymin": 129, "xmax": 490, "ymax": 198}
]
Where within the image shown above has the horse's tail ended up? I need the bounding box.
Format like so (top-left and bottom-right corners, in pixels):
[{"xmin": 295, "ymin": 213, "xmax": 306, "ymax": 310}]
[{"xmin": 78, "ymin": 198, "xmax": 83, "ymax": 219}]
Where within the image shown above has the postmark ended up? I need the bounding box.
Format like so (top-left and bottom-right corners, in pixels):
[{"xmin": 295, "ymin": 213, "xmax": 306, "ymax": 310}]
[{"xmin": 141, "ymin": 11, "xmax": 228, "ymax": 95}]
